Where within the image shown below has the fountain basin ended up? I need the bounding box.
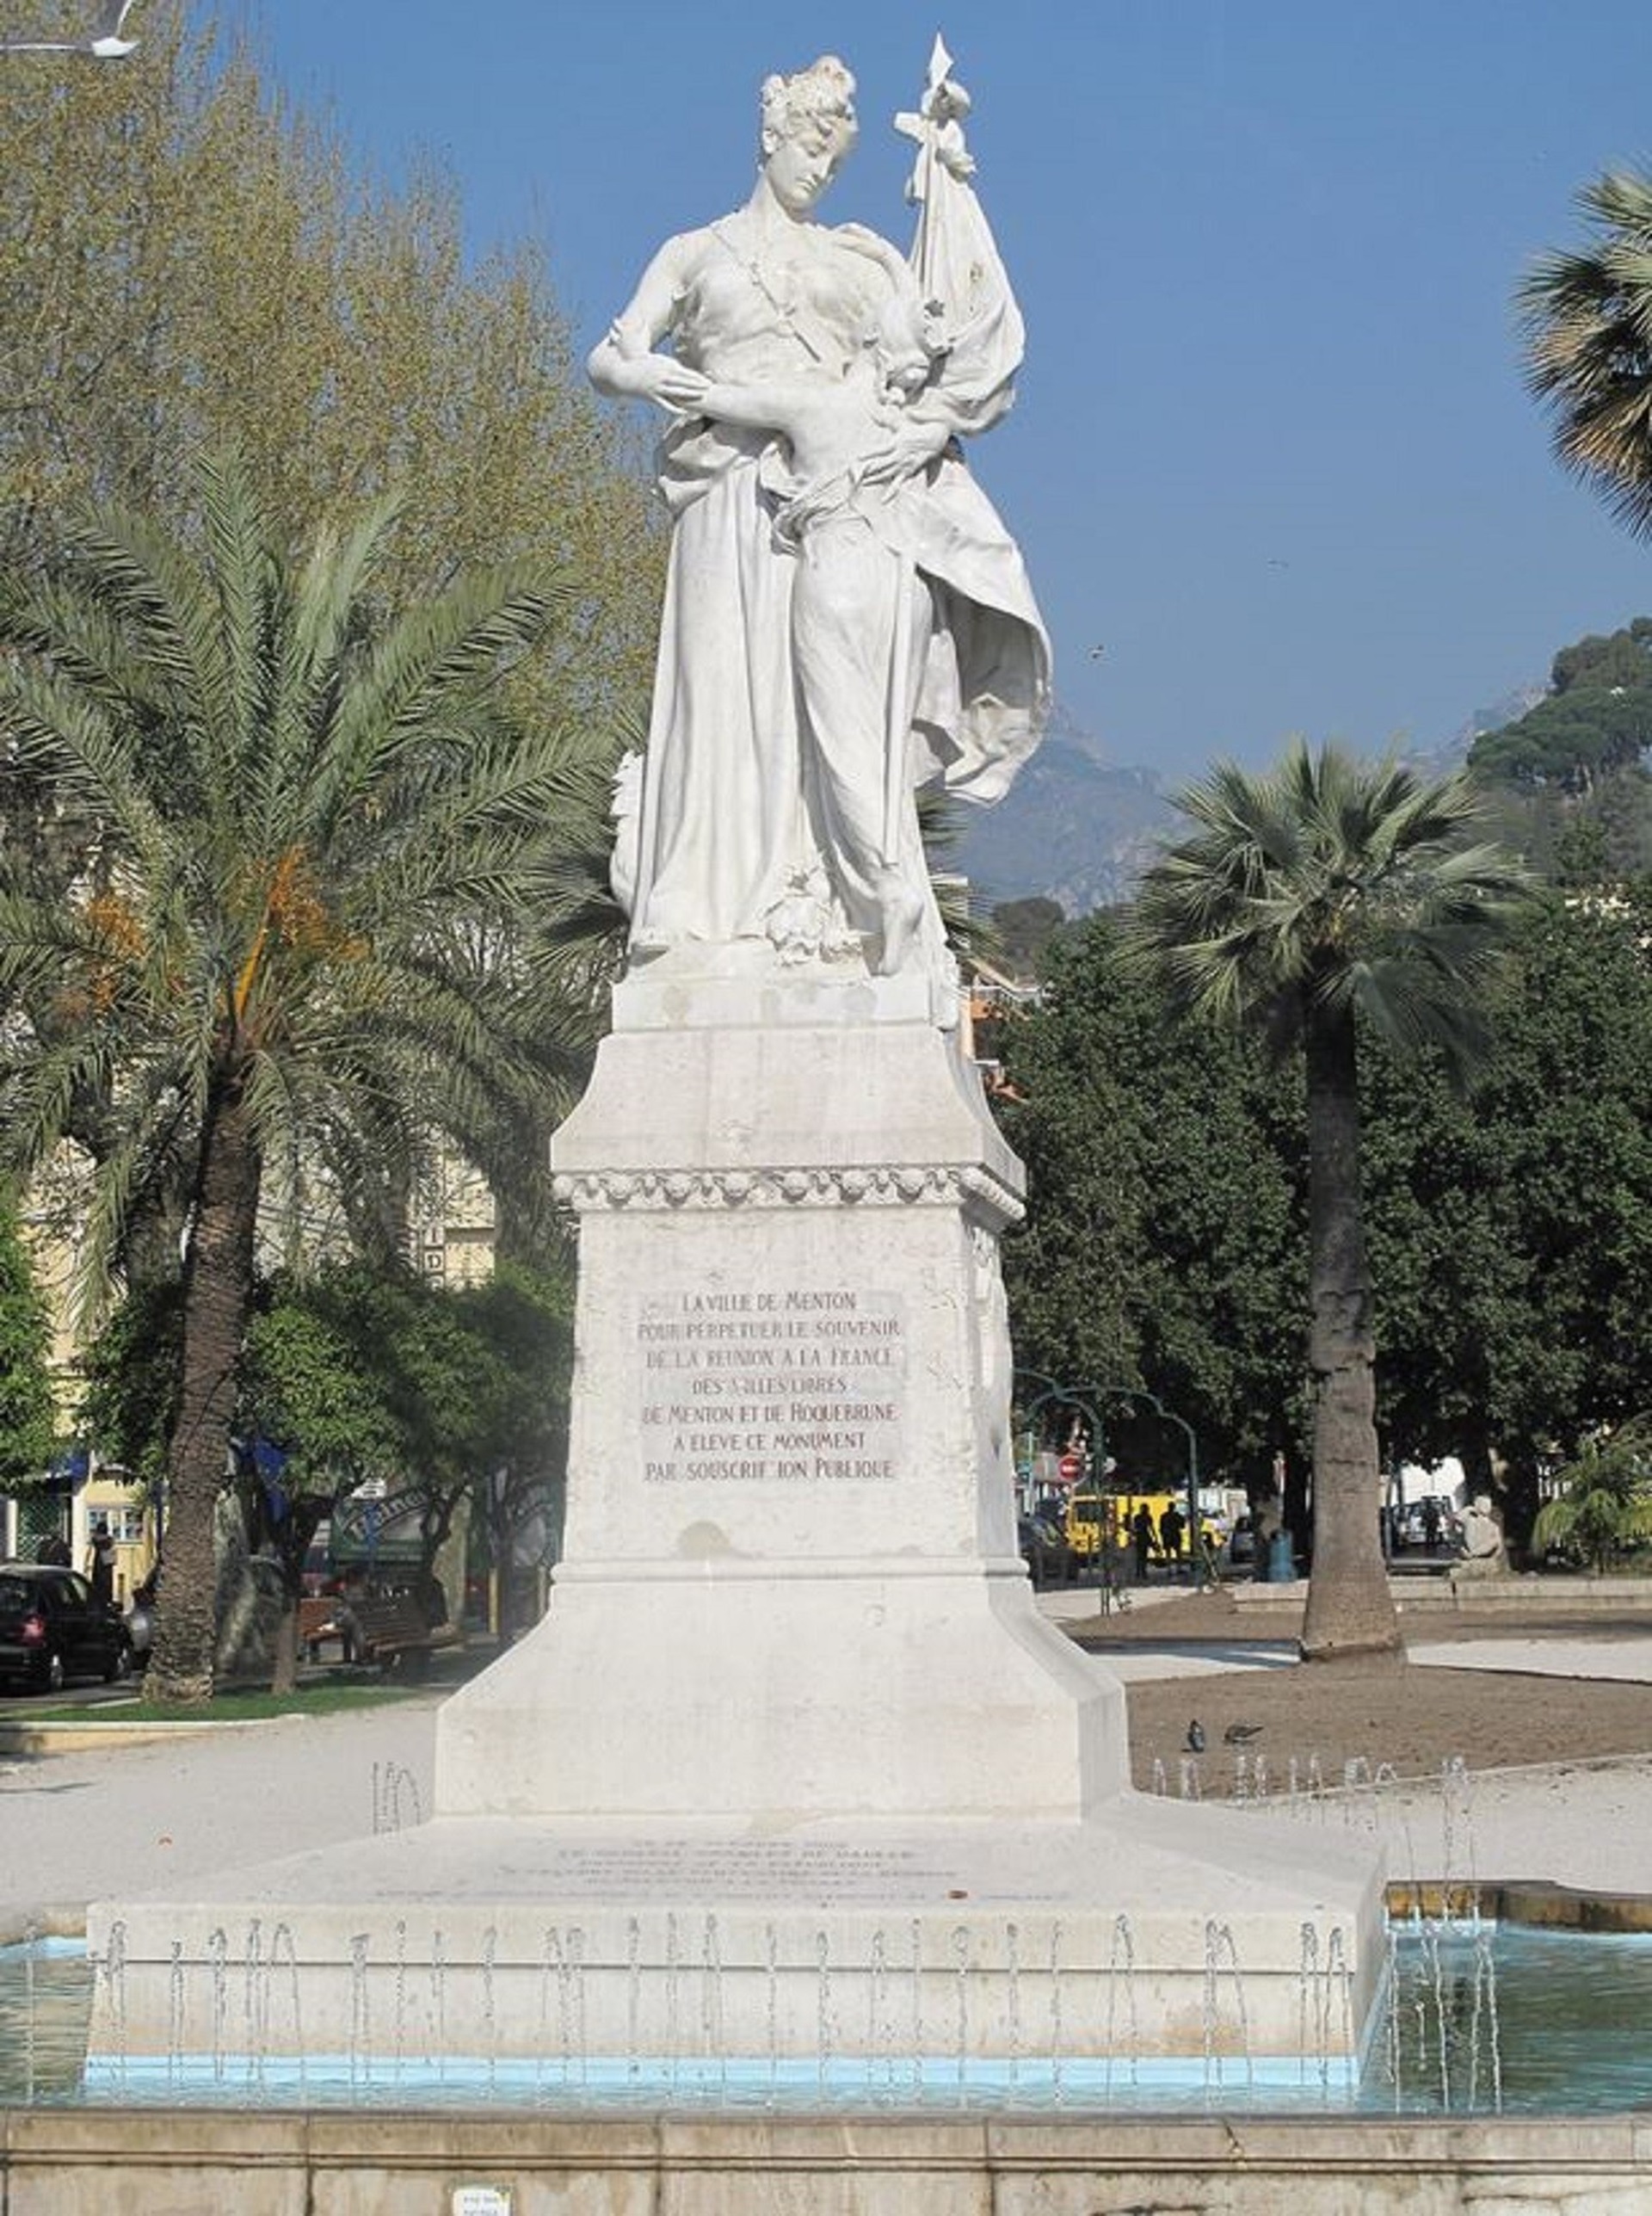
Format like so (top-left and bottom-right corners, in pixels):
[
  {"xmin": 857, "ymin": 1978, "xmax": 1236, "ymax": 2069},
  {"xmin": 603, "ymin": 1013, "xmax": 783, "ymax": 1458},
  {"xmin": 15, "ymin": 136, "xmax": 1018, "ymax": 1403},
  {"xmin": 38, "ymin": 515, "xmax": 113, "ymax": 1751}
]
[
  {"xmin": 14, "ymin": 1916, "xmax": 1652, "ymax": 2115},
  {"xmin": 11, "ymin": 1915, "xmax": 1652, "ymax": 2213},
  {"xmin": 3, "ymin": 2103, "xmax": 1652, "ymax": 2216}
]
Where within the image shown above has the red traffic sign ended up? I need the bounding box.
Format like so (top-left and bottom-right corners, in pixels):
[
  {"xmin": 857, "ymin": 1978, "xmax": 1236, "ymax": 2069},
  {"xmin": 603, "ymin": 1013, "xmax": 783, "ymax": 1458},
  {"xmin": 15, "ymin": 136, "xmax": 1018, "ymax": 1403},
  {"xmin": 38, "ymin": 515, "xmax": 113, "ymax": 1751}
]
[{"xmin": 1057, "ymin": 1450, "xmax": 1084, "ymax": 1485}]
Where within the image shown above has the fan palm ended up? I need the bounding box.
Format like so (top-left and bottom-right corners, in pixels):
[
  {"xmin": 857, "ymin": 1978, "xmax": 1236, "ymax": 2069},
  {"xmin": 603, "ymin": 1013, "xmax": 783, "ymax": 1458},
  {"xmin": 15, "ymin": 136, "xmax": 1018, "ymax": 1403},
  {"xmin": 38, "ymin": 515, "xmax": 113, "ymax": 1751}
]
[
  {"xmin": 1129, "ymin": 742, "xmax": 1532, "ymax": 1660},
  {"xmin": 1519, "ymin": 165, "xmax": 1652, "ymax": 540},
  {"xmin": 0, "ymin": 452, "xmax": 614, "ymax": 1701}
]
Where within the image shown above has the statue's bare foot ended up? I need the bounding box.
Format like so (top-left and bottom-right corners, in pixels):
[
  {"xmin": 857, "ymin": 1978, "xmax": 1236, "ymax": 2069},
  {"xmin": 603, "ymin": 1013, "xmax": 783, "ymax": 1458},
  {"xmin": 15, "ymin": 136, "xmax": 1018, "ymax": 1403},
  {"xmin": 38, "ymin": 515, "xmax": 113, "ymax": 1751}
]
[{"xmin": 875, "ymin": 872, "xmax": 925, "ymax": 976}]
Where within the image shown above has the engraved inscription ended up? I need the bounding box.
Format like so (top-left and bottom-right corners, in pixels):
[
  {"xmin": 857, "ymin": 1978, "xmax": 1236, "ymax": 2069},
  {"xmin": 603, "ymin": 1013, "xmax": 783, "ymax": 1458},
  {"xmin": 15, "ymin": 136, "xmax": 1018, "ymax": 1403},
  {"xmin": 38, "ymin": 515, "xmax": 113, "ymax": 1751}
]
[
  {"xmin": 530, "ymin": 1839, "xmax": 952, "ymax": 1901},
  {"xmin": 639, "ymin": 1288, "xmax": 904, "ymax": 1483}
]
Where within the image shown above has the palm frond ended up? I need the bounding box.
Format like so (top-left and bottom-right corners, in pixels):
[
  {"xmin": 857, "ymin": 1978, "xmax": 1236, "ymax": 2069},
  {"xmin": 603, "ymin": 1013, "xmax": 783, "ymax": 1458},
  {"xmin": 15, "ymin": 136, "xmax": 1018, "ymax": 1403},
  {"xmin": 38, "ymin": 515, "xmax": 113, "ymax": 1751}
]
[
  {"xmin": 1519, "ymin": 165, "xmax": 1652, "ymax": 540},
  {"xmin": 264, "ymin": 490, "xmax": 402, "ymax": 850},
  {"xmin": 1, "ymin": 651, "xmax": 173, "ymax": 872},
  {"xmin": 195, "ymin": 448, "xmax": 277, "ymax": 781},
  {"xmin": 1127, "ymin": 741, "xmax": 1535, "ymax": 1069},
  {"xmin": 57, "ymin": 504, "xmax": 230, "ymax": 753},
  {"xmin": 301, "ymin": 565, "xmax": 566, "ymax": 845}
]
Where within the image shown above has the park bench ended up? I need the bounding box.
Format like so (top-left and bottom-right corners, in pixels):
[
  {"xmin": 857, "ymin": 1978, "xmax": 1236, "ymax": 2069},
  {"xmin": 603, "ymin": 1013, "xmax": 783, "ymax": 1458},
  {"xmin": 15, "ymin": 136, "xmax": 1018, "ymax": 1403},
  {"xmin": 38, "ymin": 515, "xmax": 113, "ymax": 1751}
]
[
  {"xmin": 297, "ymin": 1596, "xmax": 342, "ymax": 1660},
  {"xmin": 301, "ymin": 1592, "xmax": 458, "ymax": 1677},
  {"xmin": 348, "ymin": 1593, "xmax": 435, "ymax": 1676}
]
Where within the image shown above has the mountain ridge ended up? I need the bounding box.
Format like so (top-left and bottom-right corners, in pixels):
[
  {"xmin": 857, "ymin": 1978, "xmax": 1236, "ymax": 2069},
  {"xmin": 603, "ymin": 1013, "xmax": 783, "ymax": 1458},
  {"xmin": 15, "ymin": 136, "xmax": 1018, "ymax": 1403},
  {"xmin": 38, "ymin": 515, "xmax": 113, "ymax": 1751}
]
[{"xmin": 957, "ymin": 707, "xmax": 1501, "ymax": 917}]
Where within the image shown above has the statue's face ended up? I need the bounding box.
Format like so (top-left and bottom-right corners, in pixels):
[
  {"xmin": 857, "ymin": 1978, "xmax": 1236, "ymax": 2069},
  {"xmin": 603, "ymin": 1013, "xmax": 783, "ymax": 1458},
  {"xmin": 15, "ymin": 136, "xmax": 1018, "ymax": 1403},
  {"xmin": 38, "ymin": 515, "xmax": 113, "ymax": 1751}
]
[{"xmin": 765, "ymin": 109, "xmax": 855, "ymax": 216}]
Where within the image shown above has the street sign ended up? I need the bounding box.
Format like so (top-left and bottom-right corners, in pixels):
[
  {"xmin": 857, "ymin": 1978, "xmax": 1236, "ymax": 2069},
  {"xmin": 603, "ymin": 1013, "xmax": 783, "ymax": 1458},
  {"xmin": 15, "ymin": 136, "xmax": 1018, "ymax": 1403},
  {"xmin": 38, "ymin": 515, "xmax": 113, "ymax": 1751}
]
[{"xmin": 1057, "ymin": 1450, "xmax": 1083, "ymax": 1485}]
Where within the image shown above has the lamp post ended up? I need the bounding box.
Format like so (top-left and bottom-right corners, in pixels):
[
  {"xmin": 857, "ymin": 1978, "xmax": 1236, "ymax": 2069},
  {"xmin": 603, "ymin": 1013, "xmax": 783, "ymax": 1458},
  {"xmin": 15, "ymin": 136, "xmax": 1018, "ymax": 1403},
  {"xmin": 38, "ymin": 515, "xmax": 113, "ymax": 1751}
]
[
  {"xmin": 1, "ymin": 2, "xmax": 139, "ymax": 57},
  {"xmin": 1014, "ymin": 1369, "xmax": 1205, "ymax": 1589},
  {"xmin": 1014, "ymin": 1371, "xmax": 1108, "ymax": 1508},
  {"xmin": 1013, "ymin": 1370, "xmax": 1109, "ymax": 1589}
]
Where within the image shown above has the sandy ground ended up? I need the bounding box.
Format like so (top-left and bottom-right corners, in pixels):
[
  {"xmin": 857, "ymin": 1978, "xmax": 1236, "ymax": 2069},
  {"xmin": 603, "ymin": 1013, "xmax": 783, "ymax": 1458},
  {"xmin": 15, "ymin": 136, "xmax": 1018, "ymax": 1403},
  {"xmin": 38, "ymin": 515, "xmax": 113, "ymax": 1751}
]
[
  {"xmin": 1065, "ymin": 1582, "xmax": 1652, "ymax": 1897},
  {"xmin": 3, "ymin": 1589, "xmax": 1651, "ymax": 1933},
  {"xmin": 1059, "ymin": 1583, "xmax": 1652, "ymax": 1781}
]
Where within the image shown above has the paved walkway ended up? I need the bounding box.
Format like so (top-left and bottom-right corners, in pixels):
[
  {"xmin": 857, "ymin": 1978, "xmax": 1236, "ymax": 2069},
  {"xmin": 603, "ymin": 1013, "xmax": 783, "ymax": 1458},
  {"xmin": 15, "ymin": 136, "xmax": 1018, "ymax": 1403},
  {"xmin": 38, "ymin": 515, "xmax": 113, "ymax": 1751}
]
[
  {"xmin": 1035, "ymin": 1585, "xmax": 1652, "ymax": 1685},
  {"xmin": 1302, "ymin": 1756, "xmax": 1652, "ymax": 1899},
  {"xmin": 1063, "ymin": 1630, "xmax": 1652, "ymax": 1686},
  {"xmin": 1409, "ymin": 1636, "xmax": 1652, "ymax": 1682},
  {"xmin": 0, "ymin": 1701, "xmax": 441, "ymax": 1937}
]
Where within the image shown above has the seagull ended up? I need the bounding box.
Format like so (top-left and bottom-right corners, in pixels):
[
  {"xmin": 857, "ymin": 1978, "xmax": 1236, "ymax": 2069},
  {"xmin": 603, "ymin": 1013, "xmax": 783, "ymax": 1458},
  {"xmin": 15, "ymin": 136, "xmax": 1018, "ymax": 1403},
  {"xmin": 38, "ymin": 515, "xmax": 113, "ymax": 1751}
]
[
  {"xmin": 1223, "ymin": 1721, "xmax": 1263, "ymax": 1744},
  {"xmin": 3, "ymin": 0, "xmax": 139, "ymax": 57},
  {"xmin": 1184, "ymin": 1719, "xmax": 1205, "ymax": 1754}
]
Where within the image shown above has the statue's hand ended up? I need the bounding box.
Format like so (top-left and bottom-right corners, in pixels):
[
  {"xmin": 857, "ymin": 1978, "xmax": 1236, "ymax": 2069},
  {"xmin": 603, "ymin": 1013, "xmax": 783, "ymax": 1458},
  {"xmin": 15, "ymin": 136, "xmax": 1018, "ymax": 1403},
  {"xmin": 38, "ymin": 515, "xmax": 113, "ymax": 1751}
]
[
  {"xmin": 858, "ymin": 417, "xmax": 952, "ymax": 486},
  {"xmin": 639, "ymin": 359, "xmax": 712, "ymax": 412},
  {"xmin": 597, "ymin": 350, "xmax": 712, "ymax": 411}
]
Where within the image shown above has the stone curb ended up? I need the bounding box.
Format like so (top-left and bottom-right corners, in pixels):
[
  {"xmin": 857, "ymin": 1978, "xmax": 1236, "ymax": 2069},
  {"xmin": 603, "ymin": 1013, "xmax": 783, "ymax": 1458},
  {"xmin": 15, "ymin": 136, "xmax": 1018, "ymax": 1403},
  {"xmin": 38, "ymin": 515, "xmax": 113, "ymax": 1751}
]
[{"xmin": 0, "ymin": 1715, "xmax": 292, "ymax": 1758}]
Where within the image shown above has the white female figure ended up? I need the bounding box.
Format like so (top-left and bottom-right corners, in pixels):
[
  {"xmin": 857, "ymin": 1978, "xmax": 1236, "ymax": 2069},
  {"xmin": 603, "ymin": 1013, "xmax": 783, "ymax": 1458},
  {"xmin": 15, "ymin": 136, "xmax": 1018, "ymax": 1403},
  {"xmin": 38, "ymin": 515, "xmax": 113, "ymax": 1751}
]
[{"xmin": 589, "ymin": 52, "xmax": 1048, "ymax": 1013}]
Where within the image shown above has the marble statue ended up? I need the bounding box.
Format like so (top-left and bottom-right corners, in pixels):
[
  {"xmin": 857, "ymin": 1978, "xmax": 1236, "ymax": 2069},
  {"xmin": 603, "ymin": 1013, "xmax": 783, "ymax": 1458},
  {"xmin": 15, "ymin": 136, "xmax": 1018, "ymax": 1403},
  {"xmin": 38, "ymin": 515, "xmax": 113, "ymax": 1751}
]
[
  {"xmin": 1455, "ymin": 1491, "xmax": 1507, "ymax": 1577},
  {"xmin": 589, "ymin": 45, "xmax": 1050, "ymax": 1015}
]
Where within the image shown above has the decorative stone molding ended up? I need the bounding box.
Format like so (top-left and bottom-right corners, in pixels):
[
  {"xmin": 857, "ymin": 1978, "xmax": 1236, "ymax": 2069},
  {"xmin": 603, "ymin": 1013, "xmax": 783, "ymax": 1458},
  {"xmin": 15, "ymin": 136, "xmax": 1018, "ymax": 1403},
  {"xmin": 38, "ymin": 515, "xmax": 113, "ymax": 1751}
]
[{"xmin": 552, "ymin": 1161, "xmax": 1023, "ymax": 1228}]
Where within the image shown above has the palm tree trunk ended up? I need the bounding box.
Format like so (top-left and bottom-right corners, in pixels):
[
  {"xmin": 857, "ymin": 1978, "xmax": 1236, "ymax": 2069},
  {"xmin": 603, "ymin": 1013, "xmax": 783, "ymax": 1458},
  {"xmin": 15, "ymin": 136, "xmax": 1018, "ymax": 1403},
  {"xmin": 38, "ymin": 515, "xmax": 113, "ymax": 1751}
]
[
  {"xmin": 1298, "ymin": 1003, "xmax": 1402, "ymax": 1662},
  {"xmin": 145, "ymin": 1074, "xmax": 262, "ymax": 1706},
  {"xmin": 269, "ymin": 1604, "xmax": 300, "ymax": 1699}
]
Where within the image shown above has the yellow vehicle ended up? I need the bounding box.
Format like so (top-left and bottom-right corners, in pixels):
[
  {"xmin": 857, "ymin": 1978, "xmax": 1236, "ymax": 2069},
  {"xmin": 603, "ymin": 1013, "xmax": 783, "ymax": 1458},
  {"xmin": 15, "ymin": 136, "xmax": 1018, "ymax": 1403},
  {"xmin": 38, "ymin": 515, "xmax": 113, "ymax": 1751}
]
[{"xmin": 1065, "ymin": 1488, "xmax": 1214, "ymax": 1565}]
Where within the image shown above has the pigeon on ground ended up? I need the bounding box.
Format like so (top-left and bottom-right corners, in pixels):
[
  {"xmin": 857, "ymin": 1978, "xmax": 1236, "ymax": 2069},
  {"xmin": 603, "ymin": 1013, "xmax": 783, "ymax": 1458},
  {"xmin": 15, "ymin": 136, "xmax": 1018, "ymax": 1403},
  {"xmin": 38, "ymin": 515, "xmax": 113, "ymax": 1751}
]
[
  {"xmin": 1223, "ymin": 1721, "xmax": 1263, "ymax": 1744},
  {"xmin": 1184, "ymin": 1720, "xmax": 1205, "ymax": 1754}
]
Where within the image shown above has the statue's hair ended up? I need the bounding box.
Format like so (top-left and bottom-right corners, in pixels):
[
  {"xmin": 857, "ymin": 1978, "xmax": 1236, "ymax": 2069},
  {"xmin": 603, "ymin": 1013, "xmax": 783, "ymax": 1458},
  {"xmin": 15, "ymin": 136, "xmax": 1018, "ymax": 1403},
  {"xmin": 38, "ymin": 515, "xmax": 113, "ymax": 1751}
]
[{"xmin": 759, "ymin": 56, "xmax": 856, "ymax": 155}]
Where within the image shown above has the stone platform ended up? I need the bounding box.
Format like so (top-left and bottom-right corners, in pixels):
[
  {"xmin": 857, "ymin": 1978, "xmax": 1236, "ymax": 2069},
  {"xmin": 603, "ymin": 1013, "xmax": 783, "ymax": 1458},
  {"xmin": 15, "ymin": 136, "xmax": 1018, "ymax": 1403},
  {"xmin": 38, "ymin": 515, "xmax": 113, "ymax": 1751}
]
[{"xmin": 89, "ymin": 1796, "xmax": 1382, "ymax": 2074}]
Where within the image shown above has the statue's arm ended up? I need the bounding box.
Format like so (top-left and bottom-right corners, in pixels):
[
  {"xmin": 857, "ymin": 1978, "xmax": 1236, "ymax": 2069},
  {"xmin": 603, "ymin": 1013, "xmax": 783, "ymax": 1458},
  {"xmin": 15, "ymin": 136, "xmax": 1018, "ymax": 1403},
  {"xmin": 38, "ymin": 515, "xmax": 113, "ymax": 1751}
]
[
  {"xmin": 694, "ymin": 373, "xmax": 844, "ymax": 448},
  {"xmin": 588, "ymin": 236, "xmax": 712, "ymax": 413},
  {"xmin": 828, "ymin": 225, "xmax": 968, "ymax": 485},
  {"xmin": 695, "ymin": 380, "xmax": 786, "ymax": 435}
]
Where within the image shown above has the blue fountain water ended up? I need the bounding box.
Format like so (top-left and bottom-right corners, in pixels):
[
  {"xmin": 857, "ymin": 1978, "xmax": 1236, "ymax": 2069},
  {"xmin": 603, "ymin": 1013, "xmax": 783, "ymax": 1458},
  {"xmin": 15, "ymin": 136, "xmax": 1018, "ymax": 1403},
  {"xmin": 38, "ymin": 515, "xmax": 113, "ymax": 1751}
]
[{"xmin": 6, "ymin": 1923, "xmax": 1652, "ymax": 2114}]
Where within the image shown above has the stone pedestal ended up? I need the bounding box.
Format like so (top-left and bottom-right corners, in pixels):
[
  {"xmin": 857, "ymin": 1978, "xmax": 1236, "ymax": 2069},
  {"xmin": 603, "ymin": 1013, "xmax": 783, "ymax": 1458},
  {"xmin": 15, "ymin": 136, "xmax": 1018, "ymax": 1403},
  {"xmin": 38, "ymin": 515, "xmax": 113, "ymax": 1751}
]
[
  {"xmin": 86, "ymin": 960, "xmax": 1385, "ymax": 2085},
  {"xmin": 438, "ymin": 958, "xmax": 1125, "ymax": 1825}
]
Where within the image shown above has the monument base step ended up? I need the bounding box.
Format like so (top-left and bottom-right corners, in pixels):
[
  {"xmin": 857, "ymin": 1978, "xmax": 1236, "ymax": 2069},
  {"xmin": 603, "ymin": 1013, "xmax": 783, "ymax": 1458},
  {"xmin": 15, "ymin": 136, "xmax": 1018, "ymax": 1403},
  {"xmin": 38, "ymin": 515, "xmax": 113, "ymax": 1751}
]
[{"xmin": 86, "ymin": 1794, "xmax": 1385, "ymax": 2071}]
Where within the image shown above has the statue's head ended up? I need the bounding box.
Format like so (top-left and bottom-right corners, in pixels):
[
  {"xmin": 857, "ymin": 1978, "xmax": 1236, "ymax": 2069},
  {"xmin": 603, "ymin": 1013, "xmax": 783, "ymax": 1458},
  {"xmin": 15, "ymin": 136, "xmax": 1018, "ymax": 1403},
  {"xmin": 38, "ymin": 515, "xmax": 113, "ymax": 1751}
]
[{"xmin": 759, "ymin": 56, "xmax": 857, "ymax": 215}]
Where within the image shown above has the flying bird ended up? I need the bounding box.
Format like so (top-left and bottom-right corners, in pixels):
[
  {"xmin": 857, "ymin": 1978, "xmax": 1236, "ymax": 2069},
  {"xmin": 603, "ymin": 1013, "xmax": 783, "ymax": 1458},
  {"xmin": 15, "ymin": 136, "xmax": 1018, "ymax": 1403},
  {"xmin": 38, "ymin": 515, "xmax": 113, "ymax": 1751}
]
[
  {"xmin": 91, "ymin": 1, "xmax": 140, "ymax": 58},
  {"xmin": 3, "ymin": 0, "xmax": 139, "ymax": 56}
]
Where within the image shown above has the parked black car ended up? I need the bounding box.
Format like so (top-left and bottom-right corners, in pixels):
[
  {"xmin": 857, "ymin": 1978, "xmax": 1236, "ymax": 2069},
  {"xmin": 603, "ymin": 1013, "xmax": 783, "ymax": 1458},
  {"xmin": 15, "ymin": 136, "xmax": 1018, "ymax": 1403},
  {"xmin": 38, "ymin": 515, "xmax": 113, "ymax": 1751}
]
[
  {"xmin": 1018, "ymin": 1512, "xmax": 1072, "ymax": 1588},
  {"xmin": 0, "ymin": 1563, "xmax": 133, "ymax": 1694}
]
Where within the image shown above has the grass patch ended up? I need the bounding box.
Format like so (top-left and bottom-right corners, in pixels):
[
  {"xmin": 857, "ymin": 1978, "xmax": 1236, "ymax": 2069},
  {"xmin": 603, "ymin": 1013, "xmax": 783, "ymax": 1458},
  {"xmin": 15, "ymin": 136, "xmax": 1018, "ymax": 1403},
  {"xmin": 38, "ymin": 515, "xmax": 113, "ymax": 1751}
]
[{"xmin": 38, "ymin": 1681, "xmax": 429, "ymax": 1725}]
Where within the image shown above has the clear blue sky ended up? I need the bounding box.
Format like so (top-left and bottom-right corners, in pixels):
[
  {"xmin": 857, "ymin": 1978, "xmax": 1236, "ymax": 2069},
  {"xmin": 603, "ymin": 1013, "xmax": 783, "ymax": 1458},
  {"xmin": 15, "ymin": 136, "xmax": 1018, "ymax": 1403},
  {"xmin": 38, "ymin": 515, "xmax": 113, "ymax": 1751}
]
[{"xmin": 205, "ymin": 0, "xmax": 1652, "ymax": 781}]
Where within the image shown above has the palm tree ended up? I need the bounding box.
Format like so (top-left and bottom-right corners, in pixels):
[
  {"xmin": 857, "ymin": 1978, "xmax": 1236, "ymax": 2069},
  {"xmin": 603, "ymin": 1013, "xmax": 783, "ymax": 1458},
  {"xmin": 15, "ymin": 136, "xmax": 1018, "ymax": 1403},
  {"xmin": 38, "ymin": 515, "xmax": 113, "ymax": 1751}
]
[
  {"xmin": 1532, "ymin": 1420, "xmax": 1652, "ymax": 1574},
  {"xmin": 0, "ymin": 452, "xmax": 614, "ymax": 1701},
  {"xmin": 1129, "ymin": 742, "xmax": 1532, "ymax": 1661},
  {"xmin": 1519, "ymin": 166, "xmax": 1652, "ymax": 541}
]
